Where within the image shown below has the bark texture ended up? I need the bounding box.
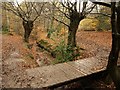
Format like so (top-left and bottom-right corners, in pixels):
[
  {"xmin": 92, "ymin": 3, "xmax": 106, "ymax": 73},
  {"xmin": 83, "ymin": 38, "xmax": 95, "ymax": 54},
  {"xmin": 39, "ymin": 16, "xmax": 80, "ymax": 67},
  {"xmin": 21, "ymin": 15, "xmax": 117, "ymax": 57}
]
[
  {"xmin": 68, "ymin": 11, "xmax": 84, "ymax": 48},
  {"xmin": 23, "ymin": 20, "xmax": 33, "ymax": 42},
  {"xmin": 107, "ymin": 2, "xmax": 120, "ymax": 90}
]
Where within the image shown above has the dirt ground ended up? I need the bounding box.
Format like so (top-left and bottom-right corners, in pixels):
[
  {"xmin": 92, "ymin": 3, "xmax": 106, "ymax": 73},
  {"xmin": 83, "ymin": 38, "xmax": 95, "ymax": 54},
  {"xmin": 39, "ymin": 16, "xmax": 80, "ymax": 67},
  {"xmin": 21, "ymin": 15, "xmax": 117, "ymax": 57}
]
[
  {"xmin": 2, "ymin": 31, "xmax": 112, "ymax": 66},
  {"xmin": 77, "ymin": 31, "xmax": 112, "ymax": 59},
  {"xmin": 1, "ymin": 31, "xmax": 115, "ymax": 89}
]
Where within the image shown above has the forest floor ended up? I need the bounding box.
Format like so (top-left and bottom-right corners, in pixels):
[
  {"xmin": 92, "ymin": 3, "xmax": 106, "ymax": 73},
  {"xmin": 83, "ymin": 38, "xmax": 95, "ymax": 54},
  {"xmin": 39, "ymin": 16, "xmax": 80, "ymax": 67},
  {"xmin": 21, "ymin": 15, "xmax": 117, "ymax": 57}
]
[{"xmin": 1, "ymin": 31, "xmax": 117, "ymax": 89}]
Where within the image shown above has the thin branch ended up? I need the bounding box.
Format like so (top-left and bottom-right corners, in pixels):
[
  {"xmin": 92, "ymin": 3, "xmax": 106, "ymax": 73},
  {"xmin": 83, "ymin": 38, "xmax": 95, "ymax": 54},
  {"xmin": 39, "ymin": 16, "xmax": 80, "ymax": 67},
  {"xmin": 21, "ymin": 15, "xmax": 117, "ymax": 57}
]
[
  {"xmin": 73, "ymin": 2, "xmax": 77, "ymax": 12},
  {"xmin": 89, "ymin": 0, "xmax": 111, "ymax": 8},
  {"xmin": 85, "ymin": 4, "xmax": 96, "ymax": 14},
  {"xmin": 52, "ymin": 2, "xmax": 70, "ymax": 19},
  {"xmin": 2, "ymin": 2, "xmax": 25, "ymax": 21},
  {"xmin": 53, "ymin": 17, "xmax": 69, "ymax": 28},
  {"xmin": 79, "ymin": 0, "xmax": 81, "ymax": 12},
  {"xmin": 9, "ymin": 2, "xmax": 25, "ymax": 20},
  {"xmin": 32, "ymin": 3, "xmax": 40, "ymax": 16},
  {"xmin": 33, "ymin": 2, "xmax": 45, "ymax": 22},
  {"xmin": 60, "ymin": 2, "xmax": 72, "ymax": 11},
  {"xmin": 90, "ymin": 13, "xmax": 111, "ymax": 17},
  {"xmin": 96, "ymin": 5, "xmax": 99, "ymax": 13},
  {"xmin": 16, "ymin": 0, "xmax": 27, "ymax": 17},
  {"xmin": 24, "ymin": 0, "xmax": 30, "ymax": 19},
  {"xmin": 82, "ymin": 2, "xmax": 87, "ymax": 13},
  {"xmin": 26, "ymin": 2, "xmax": 34, "ymax": 18}
]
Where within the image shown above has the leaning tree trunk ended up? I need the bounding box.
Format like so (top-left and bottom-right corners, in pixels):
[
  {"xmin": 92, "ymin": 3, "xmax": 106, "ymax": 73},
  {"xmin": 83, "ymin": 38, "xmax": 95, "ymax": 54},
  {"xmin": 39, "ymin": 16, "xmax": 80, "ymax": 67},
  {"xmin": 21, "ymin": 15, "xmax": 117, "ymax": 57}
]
[
  {"xmin": 107, "ymin": 2, "xmax": 120, "ymax": 89},
  {"xmin": 23, "ymin": 20, "xmax": 34, "ymax": 42},
  {"xmin": 68, "ymin": 11, "xmax": 84, "ymax": 48}
]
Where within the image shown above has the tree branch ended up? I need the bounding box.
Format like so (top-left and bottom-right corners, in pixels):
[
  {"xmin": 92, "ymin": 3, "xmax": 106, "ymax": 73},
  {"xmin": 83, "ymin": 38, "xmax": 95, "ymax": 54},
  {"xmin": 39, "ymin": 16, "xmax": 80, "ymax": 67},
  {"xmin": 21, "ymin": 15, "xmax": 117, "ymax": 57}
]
[
  {"xmin": 16, "ymin": 0, "xmax": 27, "ymax": 18},
  {"xmin": 2, "ymin": 2, "xmax": 25, "ymax": 21},
  {"xmin": 52, "ymin": 17, "xmax": 69, "ymax": 28},
  {"xmin": 52, "ymin": 2, "xmax": 70, "ymax": 19},
  {"xmin": 90, "ymin": 13, "xmax": 111, "ymax": 17},
  {"xmin": 82, "ymin": 2, "xmax": 87, "ymax": 13},
  {"xmin": 85, "ymin": 4, "xmax": 96, "ymax": 14},
  {"xmin": 89, "ymin": 0, "xmax": 111, "ymax": 8},
  {"xmin": 33, "ymin": 2, "xmax": 45, "ymax": 22}
]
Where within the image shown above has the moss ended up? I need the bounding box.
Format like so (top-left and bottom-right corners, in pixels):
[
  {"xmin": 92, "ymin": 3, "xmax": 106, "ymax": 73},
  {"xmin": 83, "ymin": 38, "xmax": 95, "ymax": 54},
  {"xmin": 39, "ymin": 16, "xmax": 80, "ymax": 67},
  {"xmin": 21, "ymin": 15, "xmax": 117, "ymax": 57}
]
[
  {"xmin": 37, "ymin": 39, "xmax": 54, "ymax": 54},
  {"xmin": 39, "ymin": 39, "xmax": 48, "ymax": 45}
]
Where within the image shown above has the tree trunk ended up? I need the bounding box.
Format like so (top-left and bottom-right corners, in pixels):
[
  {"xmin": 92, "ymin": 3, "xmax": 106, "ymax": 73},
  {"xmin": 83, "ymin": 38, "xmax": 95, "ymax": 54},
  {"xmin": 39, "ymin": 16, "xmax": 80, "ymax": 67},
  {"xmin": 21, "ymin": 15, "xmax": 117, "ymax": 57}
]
[
  {"xmin": 23, "ymin": 20, "xmax": 34, "ymax": 42},
  {"xmin": 68, "ymin": 11, "xmax": 84, "ymax": 48},
  {"xmin": 68, "ymin": 23, "xmax": 78, "ymax": 48},
  {"xmin": 107, "ymin": 2, "xmax": 120, "ymax": 89}
]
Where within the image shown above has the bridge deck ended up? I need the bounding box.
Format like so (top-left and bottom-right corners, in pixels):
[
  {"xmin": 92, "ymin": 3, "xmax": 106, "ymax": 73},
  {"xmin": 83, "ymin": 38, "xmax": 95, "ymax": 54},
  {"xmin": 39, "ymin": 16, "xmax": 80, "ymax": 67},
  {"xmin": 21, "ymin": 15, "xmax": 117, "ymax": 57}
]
[{"xmin": 26, "ymin": 57, "xmax": 120, "ymax": 88}]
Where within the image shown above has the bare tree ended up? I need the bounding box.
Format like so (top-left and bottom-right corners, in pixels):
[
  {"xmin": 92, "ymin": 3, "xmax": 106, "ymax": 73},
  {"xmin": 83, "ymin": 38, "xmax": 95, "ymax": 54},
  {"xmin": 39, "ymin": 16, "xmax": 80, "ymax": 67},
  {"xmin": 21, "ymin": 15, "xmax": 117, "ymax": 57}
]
[
  {"xmin": 2, "ymin": 1, "xmax": 45, "ymax": 42},
  {"xmin": 50, "ymin": 0, "xmax": 96, "ymax": 48},
  {"xmin": 90, "ymin": 1, "xmax": 120, "ymax": 89}
]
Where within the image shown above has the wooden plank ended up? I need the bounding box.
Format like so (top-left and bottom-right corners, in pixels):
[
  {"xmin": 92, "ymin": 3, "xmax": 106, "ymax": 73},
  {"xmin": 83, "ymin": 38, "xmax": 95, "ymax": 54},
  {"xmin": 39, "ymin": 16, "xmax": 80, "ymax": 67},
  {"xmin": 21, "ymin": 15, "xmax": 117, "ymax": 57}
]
[
  {"xmin": 56, "ymin": 63, "xmax": 85, "ymax": 79},
  {"xmin": 39, "ymin": 63, "xmax": 85, "ymax": 87},
  {"xmin": 26, "ymin": 67, "xmax": 42, "ymax": 78},
  {"xmin": 71, "ymin": 57, "xmax": 98, "ymax": 70},
  {"xmin": 67, "ymin": 60, "xmax": 94, "ymax": 75},
  {"xmin": 76, "ymin": 57, "xmax": 107, "ymax": 73},
  {"xmin": 26, "ymin": 62, "xmax": 85, "ymax": 88},
  {"xmin": 76, "ymin": 57, "xmax": 99, "ymax": 67},
  {"xmin": 67, "ymin": 57, "xmax": 108, "ymax": 75},
  {"xmin": 39, "ymin": 65, "xmax": 69, "ymax": 87},
  {"xmin": 26, "ymin": 65, "xmax": 68, "ymax": 87}
]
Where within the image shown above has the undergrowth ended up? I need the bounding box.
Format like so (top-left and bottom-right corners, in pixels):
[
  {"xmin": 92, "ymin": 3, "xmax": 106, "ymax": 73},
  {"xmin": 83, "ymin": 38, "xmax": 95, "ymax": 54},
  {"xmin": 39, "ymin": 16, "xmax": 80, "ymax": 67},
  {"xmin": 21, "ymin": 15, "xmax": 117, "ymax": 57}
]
[{"xmin": 53, "ymin": 40, "xmax": 80, "ymax": 64}]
